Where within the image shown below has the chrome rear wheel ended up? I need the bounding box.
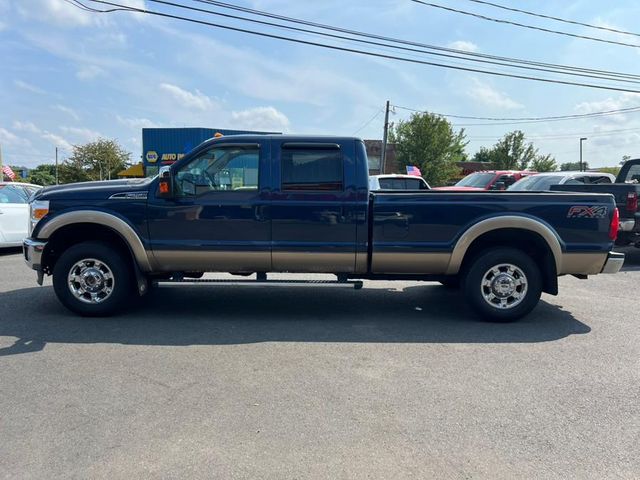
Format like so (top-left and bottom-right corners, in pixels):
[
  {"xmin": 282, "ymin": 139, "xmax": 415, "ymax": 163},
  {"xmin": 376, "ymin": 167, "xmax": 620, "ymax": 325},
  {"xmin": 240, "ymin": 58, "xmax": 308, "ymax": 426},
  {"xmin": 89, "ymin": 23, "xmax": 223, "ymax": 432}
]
[{"xmin": 480, "ymin": 263, "xmax": 528, "ymax": 310}]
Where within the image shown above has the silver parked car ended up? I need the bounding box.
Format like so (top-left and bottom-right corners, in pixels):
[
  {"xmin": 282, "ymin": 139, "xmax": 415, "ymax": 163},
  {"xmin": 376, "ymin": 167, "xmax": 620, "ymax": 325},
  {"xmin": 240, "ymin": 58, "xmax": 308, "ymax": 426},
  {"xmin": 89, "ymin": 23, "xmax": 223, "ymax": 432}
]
[{"xmin": 508, "ymin": 171, "xmax": 615, "ymax": 191}]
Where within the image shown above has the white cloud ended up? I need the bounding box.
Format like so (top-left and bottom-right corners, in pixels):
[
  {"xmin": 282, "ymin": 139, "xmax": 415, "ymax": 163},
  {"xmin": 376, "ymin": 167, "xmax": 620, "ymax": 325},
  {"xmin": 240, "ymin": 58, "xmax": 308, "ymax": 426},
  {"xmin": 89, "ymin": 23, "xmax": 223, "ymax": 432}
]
[
  {"xmin": 467, "ymin": 78, "xmax": 523, "ymax": 110},
  {"xmin": 52, "ymin": 104, "xmax": 80, "ymax": 121},
  {"xmin": 14, "ymin": 80, "xmax": 46, "ymax": 95},
  {"xmin": 12, "ymin": 121, "xmax": 41, "ymax": 134},
  {"xmin": 117, "ymin": 115, "xmax": 159, "ymax": 129},
  {"xmin": 16, "ymin": 0, "xmax": 94, "ymax": 27},
  {"xmin": 230, "ymin": 107, "xmax": 290, "ymax": 132},
  {"xmin": 447, "ymin": 40, "xmax": 478, "ymax": 53},
  {"xmin": 59, "ymin": 126, "xmax": 103, "ymax": 141},
  {"xmin": 159, "ymin": 83, "xmax": 217, "ymax": 111},
  {"xmin": 0, "ymin": 128, "xmax": 32, "ymax": 148},
  {"xmin": 575, "ymin": 93, "xmax": 640, "ymax": 124},
  {"xmin": 15, "ymin": 0, "xmax": 147, "ymax": 27},
  {"xmin": 155, "ymin": 24, "xmax": 379, "ymax": 107},
  {"xmin": 76, "ymin": 65, "xmax": 105, "ymax": 80},
  {"xmin": 0, "ymin": 128, "xmax": 18, "ymax": 145},
  {"xmin": 41, "ymin": 132, "xmax": 73, "ymax": 152}
]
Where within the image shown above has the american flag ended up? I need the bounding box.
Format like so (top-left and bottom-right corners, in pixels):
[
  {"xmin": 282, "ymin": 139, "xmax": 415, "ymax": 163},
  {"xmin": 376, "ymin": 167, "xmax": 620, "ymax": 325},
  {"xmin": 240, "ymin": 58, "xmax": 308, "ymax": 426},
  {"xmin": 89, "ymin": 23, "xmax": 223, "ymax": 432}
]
[
  {"xmin": 406, "ymin": 165, "xmax": 422, "ymax": 177},
  {"xmin": 1, "ymin": 165, "xmax": 16, "ymax": 180}
]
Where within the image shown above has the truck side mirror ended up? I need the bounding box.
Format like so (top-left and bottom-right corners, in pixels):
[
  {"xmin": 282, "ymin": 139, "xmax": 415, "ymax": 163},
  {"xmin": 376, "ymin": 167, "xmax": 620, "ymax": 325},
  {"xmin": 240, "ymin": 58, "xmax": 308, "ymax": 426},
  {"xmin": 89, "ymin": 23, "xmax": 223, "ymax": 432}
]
[
  {"xmin": 494, "ymin": 181, "xmax": 506, "ymax": 191},
  {"xmin": 157, "ymin": 166, "xmax": 173, "ymax": 198}
]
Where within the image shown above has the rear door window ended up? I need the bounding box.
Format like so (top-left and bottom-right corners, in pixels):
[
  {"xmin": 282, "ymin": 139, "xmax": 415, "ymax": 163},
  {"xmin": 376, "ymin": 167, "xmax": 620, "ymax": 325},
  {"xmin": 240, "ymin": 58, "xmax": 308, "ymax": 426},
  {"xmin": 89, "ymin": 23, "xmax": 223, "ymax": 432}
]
[{"xmin": 281, "ymin": 145, "xmax": 343, "ymax": 191}]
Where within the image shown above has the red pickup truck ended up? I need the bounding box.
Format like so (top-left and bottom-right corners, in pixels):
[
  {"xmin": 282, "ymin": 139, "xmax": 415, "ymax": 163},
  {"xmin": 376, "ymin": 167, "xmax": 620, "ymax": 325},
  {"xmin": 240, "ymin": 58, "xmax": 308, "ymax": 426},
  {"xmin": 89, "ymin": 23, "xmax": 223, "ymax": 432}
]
[{"xmin": 433, "ymin": 170, "xmax": 535, "ymax": 191}]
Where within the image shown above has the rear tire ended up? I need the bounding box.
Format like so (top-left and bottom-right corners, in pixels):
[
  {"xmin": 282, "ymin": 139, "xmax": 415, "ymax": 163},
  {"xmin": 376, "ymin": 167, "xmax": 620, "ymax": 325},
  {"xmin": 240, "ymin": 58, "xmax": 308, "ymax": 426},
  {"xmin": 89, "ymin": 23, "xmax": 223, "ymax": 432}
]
[
  {"xmin": 463, "ymin": 247, "xmax": 542, "ymax": 322},
  {"xmin": 53, "ymin": 241, "xmax": 133, "ymax": 316}
]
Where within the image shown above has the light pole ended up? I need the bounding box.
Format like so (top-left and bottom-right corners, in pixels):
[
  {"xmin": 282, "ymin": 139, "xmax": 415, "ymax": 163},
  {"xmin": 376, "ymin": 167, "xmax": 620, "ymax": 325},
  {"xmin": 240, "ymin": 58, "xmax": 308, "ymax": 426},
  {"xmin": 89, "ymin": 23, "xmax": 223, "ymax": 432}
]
[
  {"xmin": 381, "ymin": 100, "xmax": 390, "ymax": 174},
  {"xmin": 579, "ymin": 137, "xmax": 587, "ymax": 172}
]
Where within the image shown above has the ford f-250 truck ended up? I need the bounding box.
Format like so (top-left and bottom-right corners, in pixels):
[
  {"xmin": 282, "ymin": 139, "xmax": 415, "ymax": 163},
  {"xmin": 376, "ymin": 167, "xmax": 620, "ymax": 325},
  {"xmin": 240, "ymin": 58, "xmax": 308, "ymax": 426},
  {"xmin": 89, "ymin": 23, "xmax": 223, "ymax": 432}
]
[
  {"xmin": 551, "ymin": 158, "xmax": 640, "ymax": 248},
  {"xmin": 23, "ymin": 135, "xmax": 624, "ymax": 322}
]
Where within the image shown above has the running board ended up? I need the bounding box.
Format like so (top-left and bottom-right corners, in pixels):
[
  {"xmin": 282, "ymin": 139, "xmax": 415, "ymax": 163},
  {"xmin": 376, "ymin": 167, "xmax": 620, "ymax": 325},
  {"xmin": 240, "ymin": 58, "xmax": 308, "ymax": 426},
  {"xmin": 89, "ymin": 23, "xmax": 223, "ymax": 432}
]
[{"xmin": 156, "ymin": 278, "xmax": 363, "ymax": 290}]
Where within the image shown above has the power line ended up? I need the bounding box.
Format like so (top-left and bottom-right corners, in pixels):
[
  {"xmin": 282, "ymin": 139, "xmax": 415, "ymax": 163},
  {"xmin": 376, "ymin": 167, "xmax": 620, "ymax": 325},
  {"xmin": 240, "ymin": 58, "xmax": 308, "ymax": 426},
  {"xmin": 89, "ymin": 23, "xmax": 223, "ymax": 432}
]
[
  {"xmin": 82, "ymin": 0, "xmax": 640, "ymax": 93},
  {"xmin": 393, "ymin": 104, "xmax": 640, "ymax": 125},
  {"xmin": 191, "ymin": 0, "xmax": 640, "ymax": 82},
  {"xmin": 151, "ymin": 0, "xmax": 640, "ymax": 86},
  {"xmin": 410, "ymin": 0, "xmax": 640, "ymax": 49},
  {"xmin": 82, "ymin": 0, "xmax": 640, "ymax": 84},
  {"xmin": 463, "ymin": 0, "xmax": 640, "ymax": 39},
  {"xmin": 467, "ymin": 126, "xmax": 640, "ymax": 141},
  {"xmin": 62, "ymin": 0, "xmax": 134, "ymax": 13},
  {"xmin": 352, "ymin": 109, "xmax": 383, "ymax": 135}
]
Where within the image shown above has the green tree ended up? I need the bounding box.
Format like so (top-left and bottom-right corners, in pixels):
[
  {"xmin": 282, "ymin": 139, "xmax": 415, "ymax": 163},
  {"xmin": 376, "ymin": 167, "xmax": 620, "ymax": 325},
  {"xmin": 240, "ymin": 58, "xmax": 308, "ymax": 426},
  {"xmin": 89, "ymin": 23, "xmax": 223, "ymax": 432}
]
[
  {"xmin": 473, "ymin": 131, "xmax": 536, "ymax": 170},
  {"xmin": 598, "ymin": 166, "xmax": 620, "ymax": 177},
  {"xmin": 620, "ymin": 154, "xmax": 631, "ymax": 166},
  {"xmin": 560, "ymin": 161, "xmax": 589, "ymax": 171},
  {"xmin": 530, "ymin": 154, "xmax": 557, "ymax": 172},
  {"xmin": 471, "ymin": 146, "xmax": 495, "ymax": 166},
  {"xmin": 59, "ymin": 139, "xmax": 131, "ymax": 184},
  {"xmin": 27, "ymin": 164, "xmax": 57, "ymax": 186},
  {"xmin": 390, "ymin": 112, "xmax": 468, "ymax": 186},
  {"xmin": 474, "ymin": 130, "xmax": 557, "ymax": 171}
]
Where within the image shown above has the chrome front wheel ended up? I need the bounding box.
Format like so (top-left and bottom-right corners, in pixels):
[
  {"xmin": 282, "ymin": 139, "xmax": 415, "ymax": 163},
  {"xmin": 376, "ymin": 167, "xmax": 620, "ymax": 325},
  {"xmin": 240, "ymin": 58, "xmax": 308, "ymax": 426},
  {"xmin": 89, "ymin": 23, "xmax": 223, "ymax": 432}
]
[
  {"xmin": 53, "ymin": 241, "xmax": 132, "ymax": 316},
  {"xmin": 67, "ymin": 258, "xmax": 116, "ymax": 304}
]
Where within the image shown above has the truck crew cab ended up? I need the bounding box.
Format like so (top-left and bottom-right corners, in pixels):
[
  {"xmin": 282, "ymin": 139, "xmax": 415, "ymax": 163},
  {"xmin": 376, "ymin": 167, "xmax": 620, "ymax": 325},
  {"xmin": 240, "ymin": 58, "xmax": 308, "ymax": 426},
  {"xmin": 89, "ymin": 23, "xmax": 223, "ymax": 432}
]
[{"xmin": 24, "ymin": 135, "xmax": 624, "ymax": 322}]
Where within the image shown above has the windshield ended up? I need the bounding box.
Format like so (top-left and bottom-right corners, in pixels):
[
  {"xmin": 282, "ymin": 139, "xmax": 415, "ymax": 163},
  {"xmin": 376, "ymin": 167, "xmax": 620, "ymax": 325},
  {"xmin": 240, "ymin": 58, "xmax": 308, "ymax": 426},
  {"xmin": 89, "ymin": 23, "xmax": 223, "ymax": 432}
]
[
  {"xmin": 456, "ymin": 172, "xmax": 496, "ymax": 188},
  {"xmin": 508, "ymin": 175, "xmax": 562, "ymax": 191},
  {"xmin": 0, "ymin": 184, "xmax": 29, "ymax": 203}
]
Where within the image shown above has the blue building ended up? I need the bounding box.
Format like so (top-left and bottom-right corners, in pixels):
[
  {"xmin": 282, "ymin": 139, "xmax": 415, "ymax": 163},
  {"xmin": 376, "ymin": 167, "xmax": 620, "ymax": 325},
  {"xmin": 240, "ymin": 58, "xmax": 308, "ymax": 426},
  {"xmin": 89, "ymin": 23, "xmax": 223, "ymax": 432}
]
[{"xmin": 141, "ymin": 127, "xmax": 279, "ymax": 177}]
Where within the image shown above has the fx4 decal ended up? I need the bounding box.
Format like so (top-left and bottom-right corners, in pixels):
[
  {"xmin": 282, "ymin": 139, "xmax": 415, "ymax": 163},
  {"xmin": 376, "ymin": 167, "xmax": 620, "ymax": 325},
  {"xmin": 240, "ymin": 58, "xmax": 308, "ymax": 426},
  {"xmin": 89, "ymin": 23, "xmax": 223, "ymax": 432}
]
[{"xmin": 567, "ymin": 205, "xmax": 608, "ymax": 218}]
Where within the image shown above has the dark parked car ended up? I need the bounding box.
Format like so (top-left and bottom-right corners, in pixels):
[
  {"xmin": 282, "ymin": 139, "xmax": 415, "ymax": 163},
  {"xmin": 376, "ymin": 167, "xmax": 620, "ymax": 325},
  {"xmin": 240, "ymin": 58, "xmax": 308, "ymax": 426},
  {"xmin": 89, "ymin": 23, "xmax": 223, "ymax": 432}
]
[{"xmin": 551, "ymin": 159, "xmax": 640, "ymax": 247}]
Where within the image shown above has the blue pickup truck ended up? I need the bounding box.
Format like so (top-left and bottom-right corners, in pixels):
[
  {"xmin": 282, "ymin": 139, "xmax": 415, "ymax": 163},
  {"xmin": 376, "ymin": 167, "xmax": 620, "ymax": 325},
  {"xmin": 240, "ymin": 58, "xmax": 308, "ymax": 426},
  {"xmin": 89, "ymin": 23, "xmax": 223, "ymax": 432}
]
[{"xmin": 23, "ymin": 135, "xmax": 624, "ymax": 321}]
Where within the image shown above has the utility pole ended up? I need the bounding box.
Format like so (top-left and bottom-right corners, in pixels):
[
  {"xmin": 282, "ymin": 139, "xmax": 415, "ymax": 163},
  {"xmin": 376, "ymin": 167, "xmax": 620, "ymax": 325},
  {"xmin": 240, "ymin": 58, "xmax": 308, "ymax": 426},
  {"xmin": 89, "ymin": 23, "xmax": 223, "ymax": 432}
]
[
  {"xmin": 55, "ymin": 147, "xmax": 59, "ymax": 185},
  {"xmin": 579, "ymin": 137, "xmax": 587, "ymax": 172},
  {"xmin": 381, "ymin": 100, "xmax": 390, "ymax": 174}
]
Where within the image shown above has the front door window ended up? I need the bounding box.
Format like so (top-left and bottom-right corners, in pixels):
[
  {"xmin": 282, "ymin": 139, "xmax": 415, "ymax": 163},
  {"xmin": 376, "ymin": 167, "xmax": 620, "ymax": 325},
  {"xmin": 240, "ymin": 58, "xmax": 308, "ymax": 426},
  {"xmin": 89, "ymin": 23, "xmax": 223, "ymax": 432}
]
[{"xmin": 175, "ymin": 146, "xmax": 259, "ymax": 197}]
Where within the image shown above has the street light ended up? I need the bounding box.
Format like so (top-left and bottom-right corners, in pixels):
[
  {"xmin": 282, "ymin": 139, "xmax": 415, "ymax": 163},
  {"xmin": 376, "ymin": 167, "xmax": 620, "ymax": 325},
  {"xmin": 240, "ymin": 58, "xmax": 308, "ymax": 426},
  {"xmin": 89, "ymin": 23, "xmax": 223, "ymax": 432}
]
[{"xmin": 579, "ymin": 137, "xmax": 587, "ymax": 172}]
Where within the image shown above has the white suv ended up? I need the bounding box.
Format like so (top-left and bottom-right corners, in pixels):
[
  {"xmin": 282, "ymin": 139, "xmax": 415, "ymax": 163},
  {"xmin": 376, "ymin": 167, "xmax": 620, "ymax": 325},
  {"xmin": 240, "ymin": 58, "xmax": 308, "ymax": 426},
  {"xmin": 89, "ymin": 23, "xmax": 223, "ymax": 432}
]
[
  {"xmin": 369, "ymin": 174, "xmax": 430, "ymax": 191},
  {"xmin": 0, "ymin": 182, "xmax": 42, "ymax": 247}
]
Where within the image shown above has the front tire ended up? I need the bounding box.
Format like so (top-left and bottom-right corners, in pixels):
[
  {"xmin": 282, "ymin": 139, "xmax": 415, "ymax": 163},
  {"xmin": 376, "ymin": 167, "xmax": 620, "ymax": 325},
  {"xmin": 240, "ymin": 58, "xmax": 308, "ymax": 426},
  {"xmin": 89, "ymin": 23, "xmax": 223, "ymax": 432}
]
[
  {"xmin": 463, "ymin": 247, "xmax": 542, "ymax": 322},
  {"xmin": 53, "ymin": 241, "xmax": 133, "ymax": 316}
]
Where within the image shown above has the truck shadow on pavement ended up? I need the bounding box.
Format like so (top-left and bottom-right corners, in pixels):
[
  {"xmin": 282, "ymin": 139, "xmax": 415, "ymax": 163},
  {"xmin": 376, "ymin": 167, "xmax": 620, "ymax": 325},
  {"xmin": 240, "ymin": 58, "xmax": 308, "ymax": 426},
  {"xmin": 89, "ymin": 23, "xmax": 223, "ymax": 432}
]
[{"xmin": 0, "ymin": 283, "xmax": 591, "ymax": 356}]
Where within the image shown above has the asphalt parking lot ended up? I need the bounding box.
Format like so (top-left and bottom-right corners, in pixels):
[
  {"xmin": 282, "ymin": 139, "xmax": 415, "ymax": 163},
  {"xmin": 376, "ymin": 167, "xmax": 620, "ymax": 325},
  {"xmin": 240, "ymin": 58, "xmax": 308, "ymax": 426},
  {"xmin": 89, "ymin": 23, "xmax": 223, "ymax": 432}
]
[{"xmin": 1, "ymin": 247, "xmax": 639, "ymax": 479}]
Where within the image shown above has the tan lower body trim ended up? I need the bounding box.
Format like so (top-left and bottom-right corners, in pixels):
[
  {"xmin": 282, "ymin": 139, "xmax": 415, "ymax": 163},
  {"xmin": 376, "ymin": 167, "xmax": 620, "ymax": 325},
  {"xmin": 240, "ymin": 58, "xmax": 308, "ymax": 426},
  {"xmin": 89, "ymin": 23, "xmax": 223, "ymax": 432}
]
[
  {"xmin": 152, "ymin": 250, "xmax": 270, "ymax": 272},
  {"xmin": 272, "ymin": 252, "xmax": 355, "ymax": 273},
  {"xmin": 559, "ymin": 252, "xmax": 607, "ymax": 275},
  {"xmin": 372, "ymin": 252, "xmax": 451, "ymax": 274}
]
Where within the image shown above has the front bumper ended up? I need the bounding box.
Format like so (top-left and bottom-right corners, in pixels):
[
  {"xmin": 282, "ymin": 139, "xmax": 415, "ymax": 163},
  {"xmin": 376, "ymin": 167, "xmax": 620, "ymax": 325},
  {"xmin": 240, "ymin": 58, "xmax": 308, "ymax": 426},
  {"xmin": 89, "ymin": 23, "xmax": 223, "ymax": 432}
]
[
  {"xmin": 23, "ymin": 238, "xmax": 47, "ymax": 284},
  {"xmin": 601, "ymin": 251, "xmax": 625, "ymax": 274}
]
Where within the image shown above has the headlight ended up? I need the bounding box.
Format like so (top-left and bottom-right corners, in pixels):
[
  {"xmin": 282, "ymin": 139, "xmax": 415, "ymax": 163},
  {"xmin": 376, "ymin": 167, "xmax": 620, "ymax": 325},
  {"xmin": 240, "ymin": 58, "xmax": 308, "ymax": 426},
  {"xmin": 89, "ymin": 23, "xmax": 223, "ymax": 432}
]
[{"xmin": 29, "ymin": 200, "xmax": 49, "ymax": 234}]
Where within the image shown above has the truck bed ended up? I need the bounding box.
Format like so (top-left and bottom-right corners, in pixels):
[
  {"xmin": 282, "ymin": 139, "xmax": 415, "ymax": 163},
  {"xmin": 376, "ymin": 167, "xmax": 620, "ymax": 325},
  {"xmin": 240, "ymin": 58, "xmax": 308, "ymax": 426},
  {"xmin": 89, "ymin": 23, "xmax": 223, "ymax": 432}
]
[{"xmin": 370, "ymin": 190, "xmax": 616, "ymax": 275}]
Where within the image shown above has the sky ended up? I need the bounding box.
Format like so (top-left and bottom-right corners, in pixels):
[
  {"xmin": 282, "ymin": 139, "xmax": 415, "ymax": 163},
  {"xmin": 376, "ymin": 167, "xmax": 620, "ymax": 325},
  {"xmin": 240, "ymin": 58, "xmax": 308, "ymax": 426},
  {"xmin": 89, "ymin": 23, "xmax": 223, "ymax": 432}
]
[{"xmin": 1, "ymin": 0, "xmax": 640, "ymax": 169}]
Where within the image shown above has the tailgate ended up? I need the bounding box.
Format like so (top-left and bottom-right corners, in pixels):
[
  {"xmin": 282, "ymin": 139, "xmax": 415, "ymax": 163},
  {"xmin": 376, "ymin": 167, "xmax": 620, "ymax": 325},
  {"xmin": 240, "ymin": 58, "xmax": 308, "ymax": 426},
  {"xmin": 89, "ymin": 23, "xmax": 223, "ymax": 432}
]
[{"xmin": 551, "ymin": 184, "xmax": 638, "ymax": 217}]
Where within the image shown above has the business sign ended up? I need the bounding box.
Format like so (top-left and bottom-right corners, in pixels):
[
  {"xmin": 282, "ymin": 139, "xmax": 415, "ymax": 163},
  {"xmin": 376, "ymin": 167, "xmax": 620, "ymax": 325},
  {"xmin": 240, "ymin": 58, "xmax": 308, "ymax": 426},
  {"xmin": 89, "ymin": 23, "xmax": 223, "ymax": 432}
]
[{"xmin": 145, "ymin": 151, "xmax": 158, "ymax": 163}]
